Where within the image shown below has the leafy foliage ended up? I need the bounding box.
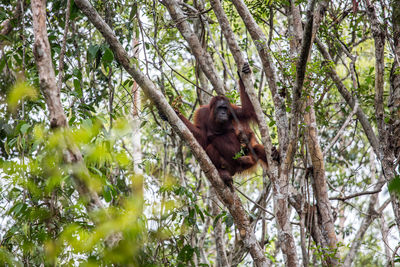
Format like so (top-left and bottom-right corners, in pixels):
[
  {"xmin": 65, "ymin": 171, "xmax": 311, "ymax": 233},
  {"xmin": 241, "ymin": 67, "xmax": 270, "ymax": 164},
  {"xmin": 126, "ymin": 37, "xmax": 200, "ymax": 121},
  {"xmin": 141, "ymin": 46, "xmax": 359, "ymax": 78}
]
[{"xmin": 0, "ymin": 0, "xmax": 398, "ymax": 265}]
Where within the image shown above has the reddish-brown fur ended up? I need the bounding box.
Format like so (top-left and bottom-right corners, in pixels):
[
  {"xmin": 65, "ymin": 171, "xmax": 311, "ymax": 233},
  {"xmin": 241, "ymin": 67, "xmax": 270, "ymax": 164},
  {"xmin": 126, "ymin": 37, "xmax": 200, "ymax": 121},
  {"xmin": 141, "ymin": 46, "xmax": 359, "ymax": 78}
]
[{"xmin": 176, "ymin": 65, "xmax": 268, "ymax": 187}]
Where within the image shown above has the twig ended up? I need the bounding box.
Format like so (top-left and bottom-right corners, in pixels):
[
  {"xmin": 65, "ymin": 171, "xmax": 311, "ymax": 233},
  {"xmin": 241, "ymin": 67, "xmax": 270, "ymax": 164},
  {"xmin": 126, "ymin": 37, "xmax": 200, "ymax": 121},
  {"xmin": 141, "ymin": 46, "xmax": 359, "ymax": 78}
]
[
  {"xmin": 323, "ymin": 101, "xmax": 358, "ymax": 154},
  {"xmin": 203, "ymin": 19, "xmax": 236, "ymax": 84},
  {"xmin": 57, "ymin": 0, "xmax": 71, "ymax": 91},
  {"xmin": 234, "ymin": 186, "xmax": 274, "ymax": 217},
  {"xmin": 330, "ymin": 188, "xmax": 381, "ymax": 201}
]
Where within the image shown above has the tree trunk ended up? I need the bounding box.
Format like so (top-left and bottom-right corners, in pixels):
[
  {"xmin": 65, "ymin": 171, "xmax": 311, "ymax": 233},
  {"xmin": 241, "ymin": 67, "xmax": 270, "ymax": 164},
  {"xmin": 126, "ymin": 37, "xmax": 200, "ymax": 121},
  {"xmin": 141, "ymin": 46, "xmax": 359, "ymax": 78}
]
[
  {"xmin": 74, "ymin": 0, "xmax": 271, "ymax": 265},
  {"xmin": 210, "ymin": 188, "xmax": 229, "ymax": 267},
  {"xmin": 304, "ymin": 97, "xmax": 339, "ymax": 265},
  {"xmin": 31, "ymin": 0, "xmax": 104, "ymax": 212}
]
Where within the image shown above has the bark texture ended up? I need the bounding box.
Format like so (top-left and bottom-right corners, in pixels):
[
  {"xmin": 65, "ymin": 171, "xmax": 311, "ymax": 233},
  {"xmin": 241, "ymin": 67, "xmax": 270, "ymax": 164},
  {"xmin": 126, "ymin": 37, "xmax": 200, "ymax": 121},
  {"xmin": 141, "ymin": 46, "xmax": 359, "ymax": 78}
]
[
  {"xmin": 365, "ymin": 1, "xmax": 385, "ymax": 135},
  {"xmin": 31, "ymin": 0, "xmax": 106, "ymax": 214},
  {"xmin": 210, "ymin": 188, "xmax": 229, "ymax": 267},
  {"xmin": 343, "ymin": 152, "xmax": 385, "ymax": 266},
  {"xmin": 230, "ymin": 0, "xmax": 289, "ymax": 148},
  {"xmin": 287, "ymin": 1, "xmax": 339, "ymax": 265},
  {"xmin": 316, "ymin": 38, "xmax": 380, "ymax": 155},
  {"xmin": 387, "ymin": 0, "xmax": 400, "ymax": 233},
  {"xmin": 192, "ymin": 2, "xmax": 212, "ymax": 105},
  {"xmin": 305, "ymin": 97, "xmax": 338, "ymax": 265},
  {"xmin": 74, "ymin": 0, "xmax": 270, "ymax": 265},
  {"xmin": 32, "ymin": 0, "xmax": 67, "ymax": 129},
  {"xmin": 0, "ymin": 0, "xmax": 22, "ymax": 38},
  {"xmin": 227, "ymin": 1, "xmax": 299, "ymax": 265},
  {"xmin": 163, "ymin": 0, "xmax": 225, "ymax": 95}
]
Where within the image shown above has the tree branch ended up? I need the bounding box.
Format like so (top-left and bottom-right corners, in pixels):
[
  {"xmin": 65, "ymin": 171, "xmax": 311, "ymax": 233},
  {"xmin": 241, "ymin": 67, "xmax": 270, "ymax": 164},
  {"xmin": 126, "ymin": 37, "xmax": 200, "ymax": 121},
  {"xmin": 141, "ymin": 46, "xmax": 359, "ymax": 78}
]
[
  {"xmin": 287, "ymin": 0, "xmax": 318, "ymax": 166},
  {"xmin": 0, "ymin": 0, "xmax": 23, "ymax": 38},
  {"xmin": 343, "ymin": 172, "xmax": 385, "ymax": 266},
  {"xmin": 315, "ymin": 37, "xmax": 381, "ymax": 156},
  {"xmin": 74, "ymin": 0, "xmax": 270, "ymax": 265},
  {"xmin": 323, "ymin": 101, "xmax": 358, "ymax": 155},
  {"xmin": 57, "ymin": 0, "xmax": 71, "ymax": 92},
  {"xmin": 209, "ymin": 0, "xmax": 275, "ymax": 172},
  {"xmin": 162, "ymin": 0, "xmax": 226, "ymax": 95},
  {"xmin": 330, "ymin": 188, "xmax": 382, "ymax": 201},
  {"xmin": 31, "ymin": 0, "xmax": 104, "ymax": 213},
  {"xmin": 230, "ymin": 0, "xmax": 289, "ymax": 150},
  {"xmin": 364, "ymin": 0, "xmax": 386, "ymax": 137}
]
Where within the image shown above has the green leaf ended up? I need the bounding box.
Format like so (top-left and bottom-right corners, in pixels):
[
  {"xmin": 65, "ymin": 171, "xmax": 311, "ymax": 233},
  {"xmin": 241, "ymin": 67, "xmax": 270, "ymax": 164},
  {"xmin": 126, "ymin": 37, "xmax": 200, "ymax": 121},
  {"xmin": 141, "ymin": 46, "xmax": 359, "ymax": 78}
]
[
  {"xmin": 0, "ymin": 247, "xmax": 23, "ymax": 267},
  {"xmin": 194, "ymin": 204, "xmax": 204, "ymax": 223},
  {"xmin": 73, "ymin": 79, "xmax": 82, "ymax": 97},
  {"xmin": 224, "ymin": 214, "xmax": 234, "ymax": 228},
  {"xmin": 129, "ymin": 3, "xmax": 138, "ymax": 20},
  {"xmin": 20, "ymin": 123, "xmax": 31, "ymax": 134},
  {"xmin": 88, "ymin": 44, "xmax": 99, "ymax": 60},
  {"xmin": 0, "ymin": 56, "xmax": 6, "ymax": 73},
  {"xmin": 213, "ymin": 211, "xmax": 226, "ymax": 228},
  {"xmin": 388, "ymin": 176, "xmax": 400, "ymax": 196},
  {"xmin": 177, "ymin": 244, "xmax": 194, "ymax": 262},
  {"xmin": 8, "ymin": 202, "xmax": 24, "ymax": 216},
  {"xmin": 103, "ymin": 185, "xmax": 112, "ymax": 203},
  {"xmin": 268, "ymin": 120, "xmax": 276, "ymax": 127},
  {"xmin": 102, "ymin": 48, "xmax": 114, "ymax": 64},
  {"xmin": 73, "ymin": 68, "xmax": 82, "ymax": 80}
]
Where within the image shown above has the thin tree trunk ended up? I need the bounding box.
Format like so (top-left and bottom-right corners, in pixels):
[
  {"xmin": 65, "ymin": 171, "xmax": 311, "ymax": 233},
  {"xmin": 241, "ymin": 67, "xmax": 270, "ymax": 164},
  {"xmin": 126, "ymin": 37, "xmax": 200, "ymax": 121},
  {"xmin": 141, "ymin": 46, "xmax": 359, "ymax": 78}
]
[
  {"xmin": 343, "ymin": 183, "xmax": 386, "ymax": 266},
  {"xmin": 162, "ymin": 0, "xmax": 225, "ymax": 95},
  {"xmin": 74, "ymin": 1, "xmax": 270, "ymax": 265},
  {"xmin": 379, "ymin": 213, "xmax": 393, "ymax": 266},
  {"xmin": 212, "ymin": 1, "xmax": 297, "ymax": 265},
  {"xmin": 130, "ymin": 37, "xmax": 143, "ymax": 175},
  {"xmin": 31, "ymin": 0, "xmax": 105, "ymax": 212},
  {"xmin": 193, "ymin": 0, "xmax": 212, "ymax": 107},
  {"xmin": 343, "ymin": 151, "xmax": 384, "ymax": 266},
  {"xmin": 304, "ymin": 97, "xmax": 339, "ymax": 265},
  {"xmin": 0, "ymin": 0, "xmax": 22, "ymax": 39},
  {"xmin": 364, "ymin": 0, "xmax": 385, "ymax": 136},
  {"xmin": 210, "ymin": 188, "xmax": 229, "ymax": 267},
  {"xmin": 316, "ymin": 38, "xmax": 380, "ymax": 156},
  {"xmin": 288, "ymin": 1, "xmax": 339, "ymax": 264},
  {"xmin": 230, "ymin": 0, "xmax": 289, "ymax": 148},
  {"xmin": 386, "ymin": 0, "xmax": 400, "ymax": 234},
  {"xmin": 57, "ymin": 0, "xmax": 71, "ymax": 91}
]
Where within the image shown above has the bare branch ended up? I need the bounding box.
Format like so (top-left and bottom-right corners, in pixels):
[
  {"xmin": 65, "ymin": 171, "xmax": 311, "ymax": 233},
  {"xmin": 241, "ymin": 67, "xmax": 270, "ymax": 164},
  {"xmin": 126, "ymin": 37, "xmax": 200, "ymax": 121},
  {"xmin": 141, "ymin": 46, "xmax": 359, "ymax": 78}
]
[
  {"xmin": 323, "ymin": 101, "xmax": 358, "ymax": 154},
  {"xmin": 31, "ymin": 0, "xmax": 104, "ymax": 213},
  {"xmin": 202, "ymin": 19, "xmax": 236, "ymax": 83},
  {"xmin": 229, "ymin": 0, "xmax": 289, "ymax": 148},
  {"xmin": 235, "ymin": 186, "xmax": 274, "ymax": 217},
  {"xmin": 0, "ymin": 0, "xmax": 23, "ymax": 38},
  {"xmin": 343, "ymin": 156, "xmax": 385, "ymax": 266},
  {"xmin": 305, "ymin": 97, "xmax": 339, "ymax": 265},
  {"xmin": 330, "ymin": 188, "xmax": 382, "ymax": 201},
  {"xmin": 288, "ymin": 0, "xmax": 318, "ymax": 165},
  {"xmin": 210, "ymin": 188, "xmax": 229, "ymax": 267},
  {"xmin": 74, "ymin": 0, "xmax": 271, "ymax": 265},
  {"xmin": 162, "ymin": 0, "xmax": 226, "ymax": 95},
  {"xmin": 315, "ymin": 37, "xmax": 381, "ymax": 156}
]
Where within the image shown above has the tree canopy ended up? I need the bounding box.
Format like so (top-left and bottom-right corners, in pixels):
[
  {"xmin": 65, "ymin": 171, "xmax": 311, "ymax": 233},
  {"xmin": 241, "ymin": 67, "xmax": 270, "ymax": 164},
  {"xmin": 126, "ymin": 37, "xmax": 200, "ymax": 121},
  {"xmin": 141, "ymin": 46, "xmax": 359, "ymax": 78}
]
[{"xmin": 0, "ymin": 0, "xmax": 399, "ymax": 266}]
